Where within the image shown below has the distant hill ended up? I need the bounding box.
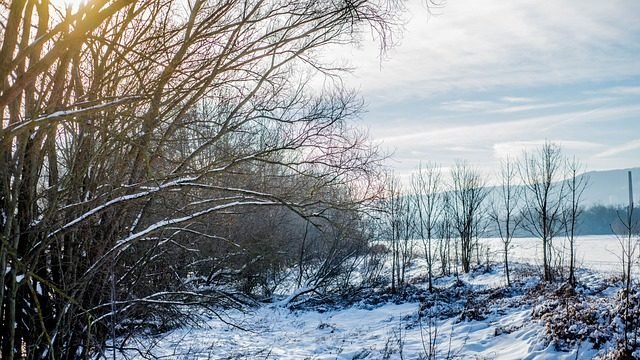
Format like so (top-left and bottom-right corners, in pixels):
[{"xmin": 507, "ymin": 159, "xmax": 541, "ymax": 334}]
[
  {"xmin": 485, "ymin": 167, "xmax": 639, "ymax": 208},
  {"xmin": 578, "ymin": 167, "xmax": 640, "ymax": 207},
  {"xmin": 486, "ymin": 167, "xmax": 640, "ymax": 236}
]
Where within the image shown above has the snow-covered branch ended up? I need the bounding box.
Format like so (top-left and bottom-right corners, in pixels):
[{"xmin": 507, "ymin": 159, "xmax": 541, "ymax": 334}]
[
  {"xmin": 48, "ymin": 176, "xmax": 199, "ymax": 238},
  {"xmin": 6, "ymin": 96, "xmax": 142, "ymax": 135}
]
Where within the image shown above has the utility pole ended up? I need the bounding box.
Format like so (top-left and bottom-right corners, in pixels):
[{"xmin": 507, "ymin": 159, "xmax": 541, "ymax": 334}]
[
  {"xmin": 629, "ymin": 171, "xmax": 634, "ymax": 220},
  {"xmin": 623, "ymin": 170, "xmax": 634, "ymax": 354}
]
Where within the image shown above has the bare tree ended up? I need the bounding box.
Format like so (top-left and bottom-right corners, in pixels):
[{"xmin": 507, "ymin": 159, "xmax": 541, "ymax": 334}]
[
  {"xmin": 562, "ymin": 157, "xmax": 588, "ymax": 287},
  {"xmin": 472, "ymin": 207, "xmax": 491, "ymax": 267},
  {"xmin": 382, "ymin": 174, "xmax": 414, "ymax": 294},
  {"xmin": 449, "ymin": 161, "xmax": 489, "ymax": 274},
  {"xmin": 438, "ymin": 192, "xmax": 454, "ymax": 276},
  {"xmin": 519, "ymin": 141, "xmax": 566, "ymax": 282},
  {"xmin": 490, "ymin": 156, "xmax": 522, "ymax": 286},
  {"xmin": 411, "ymin": 162, "xmax": 442, "ymax": 292}
]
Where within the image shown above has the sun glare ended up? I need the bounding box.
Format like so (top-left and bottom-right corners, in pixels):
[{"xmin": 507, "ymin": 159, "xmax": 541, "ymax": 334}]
[{"xmin": 52, "ymin": 0, "xmax": 87, "ymax": 11}]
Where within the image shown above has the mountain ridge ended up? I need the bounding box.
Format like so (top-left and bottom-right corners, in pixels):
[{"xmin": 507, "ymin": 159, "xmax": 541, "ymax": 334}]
[{"xmin": 577, "ymin": 166, "xmax": 640, "ymax": 206}]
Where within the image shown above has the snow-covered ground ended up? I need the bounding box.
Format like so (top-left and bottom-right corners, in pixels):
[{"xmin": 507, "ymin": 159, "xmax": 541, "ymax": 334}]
[
  {"xmin": 481, "ymin": 235, "xmax": 626, "ymax": 275},
  {"xmin": 114, "ymin": 235, "xmax": 637, "ymax": 359},
  {"xmin": 118, "ymin": 297, "xmax": 551, "ymax": 359}
]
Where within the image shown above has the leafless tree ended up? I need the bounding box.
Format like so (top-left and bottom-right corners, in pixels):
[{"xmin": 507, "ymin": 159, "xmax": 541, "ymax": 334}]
[
  {"xmin": 438, "ymin": 191, "xmax": 454, "ymax": 276},
  {"xmin": 561, "ymin": 157, "xmax": 588, "ymax": 287},
  {"xmin": 449, "ymin": 161, "xmax": 489, "ymax": 274},
  {"xmin": 381, "ymin": 173, "xmax": 414, "ymax": 294},
  {"xmin": 490, "ymin": 156, "xmax": 522, "ymax": 286},
  {"xmin": 519, "ymin": 141, "xmax": 566, "ymax": 282},
  {"xmin": 411, "ymin": 162, "xmax": 442, "ymax": 292},
  {"xmin": 472, "ymin": 207, "xmax": 491, "ymax": 267}
]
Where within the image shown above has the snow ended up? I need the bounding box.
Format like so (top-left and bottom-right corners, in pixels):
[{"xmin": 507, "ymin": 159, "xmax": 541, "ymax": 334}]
[
  {"xmin": 116, "ymin": 288, "xmax": 590, "ymax": 359},
  {"xmin": 480, "ymin": 235, "xmax": 626, "ymax": 274},
  {"xmin": 50, "ymin": 176, "xmax": 199, "ymax": 238},
  {"xmin": 9, "ymin": 97, "xmax": 141, "ymax": 134},
  {"xmin": 113, "ymin": 235, "xmax": 636, "ymax": 359},
  {"xmin": 112, "ymin": 272, "xmax": 580, "ymax": 358}
]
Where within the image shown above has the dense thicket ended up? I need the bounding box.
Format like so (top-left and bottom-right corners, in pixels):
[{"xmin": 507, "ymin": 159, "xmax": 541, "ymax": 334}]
[{"xmin": 0, "ymin": 0, "xmax": 399, "ymax": 358}]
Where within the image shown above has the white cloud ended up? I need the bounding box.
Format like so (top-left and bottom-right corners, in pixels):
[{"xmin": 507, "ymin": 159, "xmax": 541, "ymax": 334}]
[
  {"xmin": 374, "ymin": 103, "xmax": 640, "ymax": 177},
  {"xmin": 336, "ymin": 0, "xmax": 640, "ymax": 102},
  {"xmin": 439, "ymin": 100, "xmax": 500, "ymax": 112},
  {"xmin": 492, "ymin": 141, "xmax": 547, "ymax": 160},
  {"xmin": 437, "ymin": 97, "xmax": 614, "ymax": 115},
  {"xmin": 493, "ymin": 140, "xmax": 604, "ymax": 160},
  {"xmin": 596, "ymin": 139, "xmax": 640, "ymax": 158},
  {"xmin": 322, "ymin": 0, "xmax": 640, "ymax": 180},
  {"xmin": 589, "ymin": 86, "xmax": 640, "ymax": 96},
  {"xmin": 378, "ymin": 104, "xmax": 640, "ymax": 147},
  {"xmin": 500, "ymin": 97, "xmax": 536, "ymax": 103}
]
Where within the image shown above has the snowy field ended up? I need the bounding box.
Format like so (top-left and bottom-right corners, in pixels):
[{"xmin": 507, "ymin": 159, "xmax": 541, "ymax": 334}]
[
  {"xmin": 118, "ymin": 293, "xmax": 551, "ymax": 359},
  {"xmin": 114, "ymin": 235, "xmax": 637, "ymax": 359},
  {"xmin": 481, "ymin": 235, "xmax": 626, "ymax": 275}
]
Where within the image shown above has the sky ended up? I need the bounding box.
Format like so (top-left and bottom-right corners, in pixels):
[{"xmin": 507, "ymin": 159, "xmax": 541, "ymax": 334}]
[{"xmin": 334, "ymin": 0, "xmax": 640, "ymax": 181}]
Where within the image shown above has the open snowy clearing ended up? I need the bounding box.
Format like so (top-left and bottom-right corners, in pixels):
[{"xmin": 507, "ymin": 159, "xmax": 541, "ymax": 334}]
[
  {"xmin": 113, "ymin": 235, "xmax": 637, "ymax": 359},
  {"xmin": 120, "ymin": 299, "xmax": 549, "ymax": 359}
]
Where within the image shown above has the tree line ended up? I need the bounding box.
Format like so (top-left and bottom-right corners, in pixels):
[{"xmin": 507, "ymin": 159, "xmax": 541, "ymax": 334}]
[{"xmin": 379, "ymin": 141, "xmax": 608, "ymax": 290}]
